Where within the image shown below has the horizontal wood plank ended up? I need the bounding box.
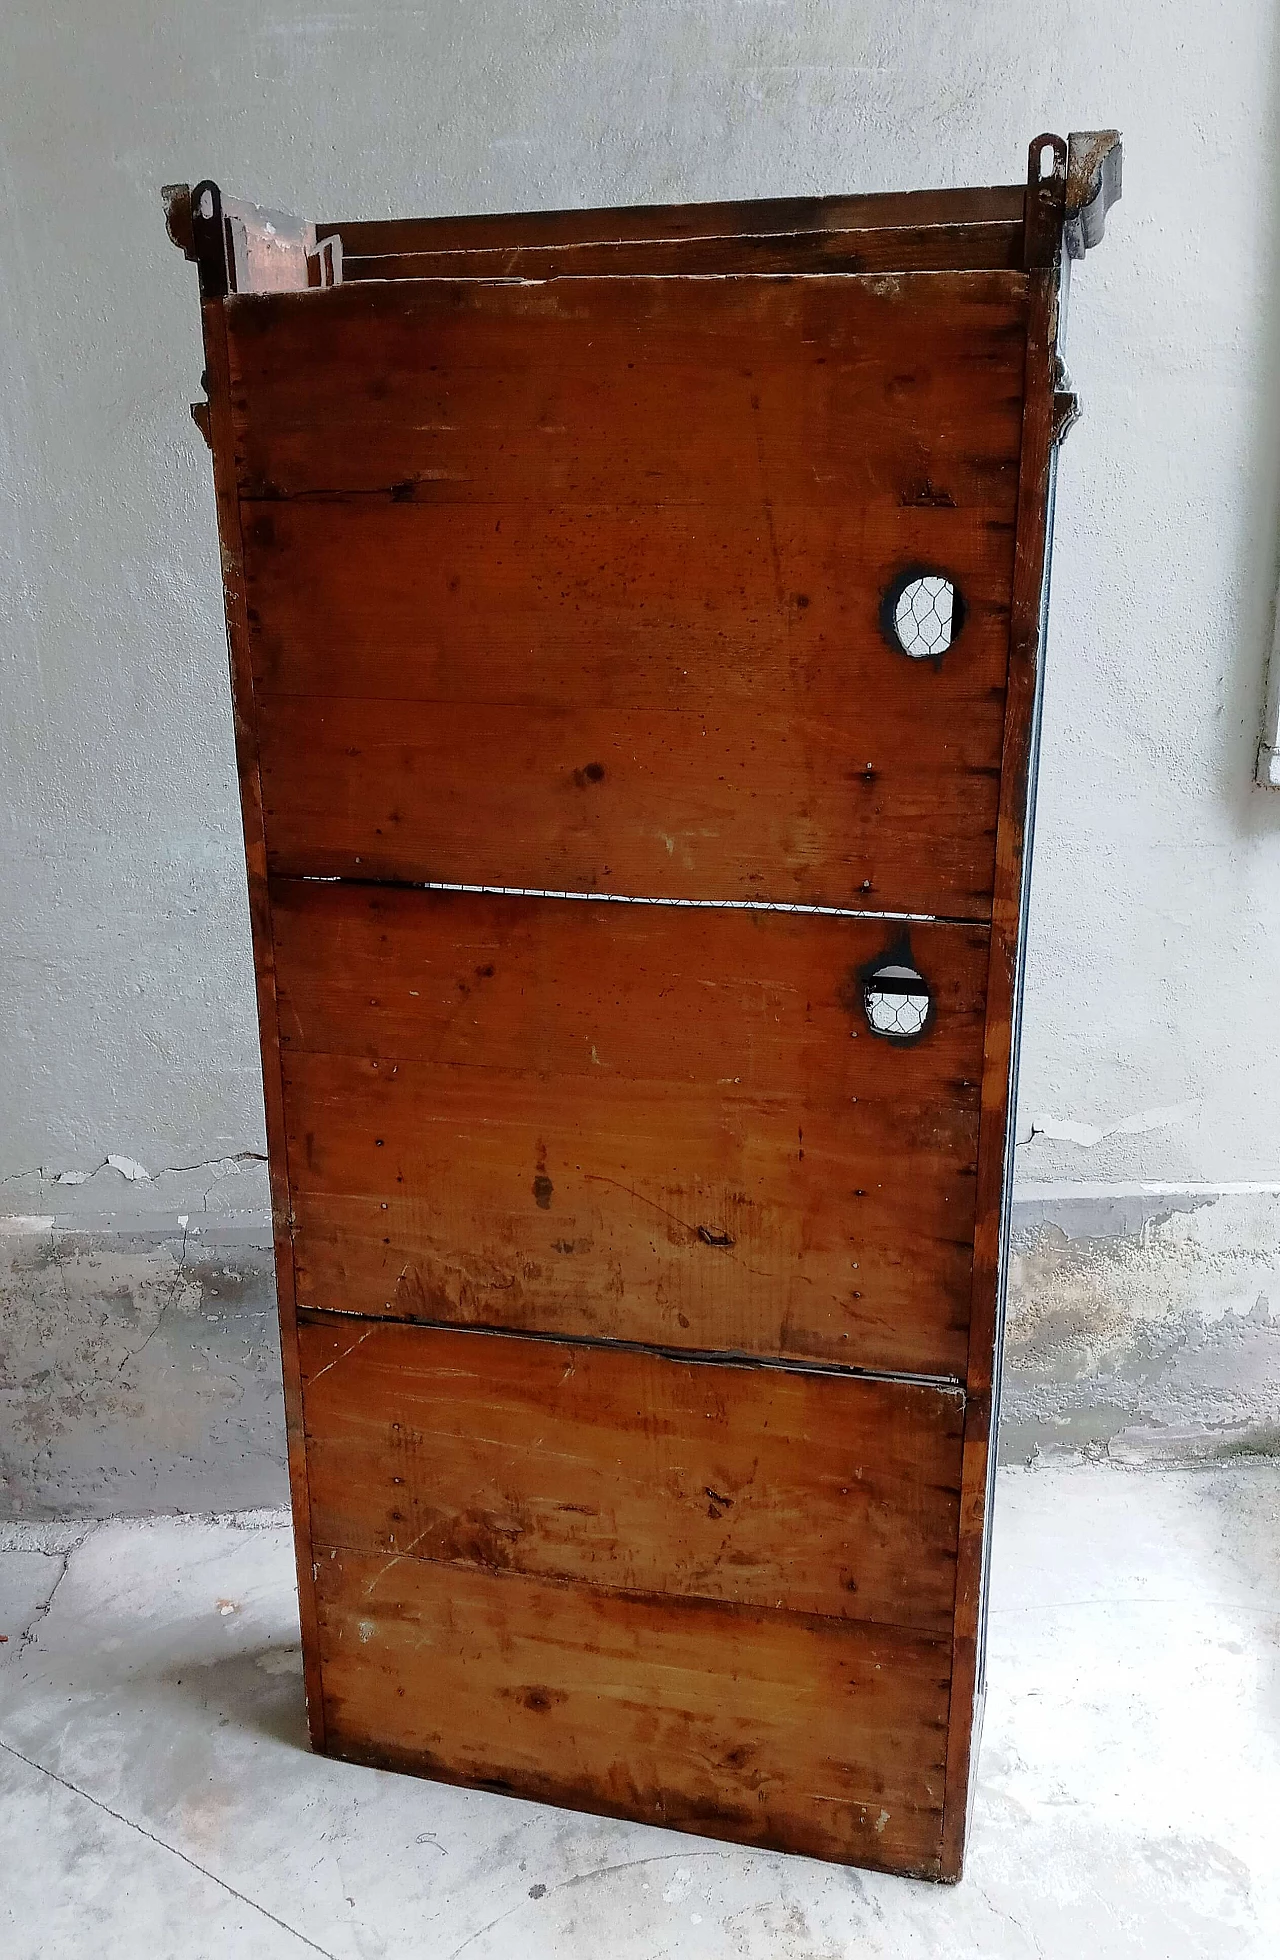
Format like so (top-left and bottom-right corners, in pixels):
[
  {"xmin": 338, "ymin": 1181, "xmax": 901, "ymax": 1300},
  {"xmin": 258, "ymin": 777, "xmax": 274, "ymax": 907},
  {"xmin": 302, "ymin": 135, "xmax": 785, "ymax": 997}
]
[
  {"xmin": 284, "ymin": 1050, "xmax": 976, "ymax": 1376},
  {"xmin": 237, "ymin": 272, "xmax": 1022, "ymax": 912},
  {"xmin": 242, "ymin": 498, "xmax": 1015, "ymax": 713},
  {"xmin": 338, "ymin": 220, "xmax": 1024, "ymax": 282},
  {"xmin": 315, "ymin": 1545, "xmax": 950, "ymax": 1873},
  {"xmin": 226, "ymin": 274, "xmax": 1027, "ymax": 505},
  {"xmin": 316, "ymin": 182, "xmax": 1026, "ymax": 260},
  {"xmin": 300, "ymin": 1315, "xmax": 964, "ymax": 1631},
  {"xmin": 257, "ymin": 694, "xmax": 1003, "ymax": 913},
  {"xmin": 270, "ymin": 881, "xmax": 989, "ymax": 1101}
]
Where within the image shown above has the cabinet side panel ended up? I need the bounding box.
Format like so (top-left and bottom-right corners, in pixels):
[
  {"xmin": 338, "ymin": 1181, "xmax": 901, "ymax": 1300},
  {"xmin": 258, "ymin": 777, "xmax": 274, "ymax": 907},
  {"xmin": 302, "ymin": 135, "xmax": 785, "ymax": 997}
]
[{"xmin": 198, "ymin": 300, "xmax": 325, "ymax": 1746}]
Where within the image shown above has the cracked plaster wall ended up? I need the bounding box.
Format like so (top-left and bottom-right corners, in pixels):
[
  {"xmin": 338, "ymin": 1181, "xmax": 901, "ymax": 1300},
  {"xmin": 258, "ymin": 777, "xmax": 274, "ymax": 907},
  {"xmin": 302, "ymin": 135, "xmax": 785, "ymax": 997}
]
[
  {"xmin": 0, "ymin": 1160, "xmax": 287, "ymax": 1519},
  {"xmin": 4, "ymin": 4, "xmax": 1280, "ymax": 1508}
]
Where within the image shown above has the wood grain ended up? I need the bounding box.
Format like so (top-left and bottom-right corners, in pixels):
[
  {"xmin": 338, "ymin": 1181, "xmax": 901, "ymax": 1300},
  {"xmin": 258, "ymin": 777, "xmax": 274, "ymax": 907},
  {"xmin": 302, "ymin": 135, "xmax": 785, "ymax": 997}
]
[
  {"xmin": 236, "ymin": 272, "xmax": 1023, "ymax": 914},
  {"xmin": 284, "ymin": 1050, "xmax": 976, "ymax": 1377},
  {"xmin": 242, "ymin": 498, "xmax": 1015, "ymax": 712},
  {"xmin": 299, "ymin": 1315, "xmax": 964, "ymax": 1631},
  {"xmin": 336, "ymin": 221, "xmax": 1024, "ymax": 282},
  {"xmin": 257, "ymin": 693, "xmax": 1003, "ymax": 914},
  {"xmin": 315, "ymin": 1545, "xmax": 951, "ymax": 1873},
  {"xmin": 316, "ymin": 182, "xmax": 1026, "ymax": 261},
  {"xmin": 194, "ymin": 299, "xmax": 327, "ymax": 1749},
  {"xmin": 270, "ymin": 881, "xmax": 989, "ymax": 1101},
  {"xmin": 226, "ymin": 274, "xmax": 1027, "ymax": 505},
  {"xmin": 275, "ymin": 889, "xmax": 983, "ymax": 1373}
]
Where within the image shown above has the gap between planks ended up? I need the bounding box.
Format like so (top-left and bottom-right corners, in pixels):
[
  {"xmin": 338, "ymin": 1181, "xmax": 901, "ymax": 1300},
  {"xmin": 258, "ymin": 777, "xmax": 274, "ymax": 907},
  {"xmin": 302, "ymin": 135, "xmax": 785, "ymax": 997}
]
[
  {"xmin": 338, "ymin": 219, "xmax": 1021, "ymax": 258},
  {"xmin": 291, "ymin": 875, "xmax": 985, "ymax": 929},
  {"xmin": 237, "ymin": 268, "xmax": 1029, "ymax": 289},
  {"xmin": 294, "ymin": 1305, "xmax": 967, "ymax": 1395}
]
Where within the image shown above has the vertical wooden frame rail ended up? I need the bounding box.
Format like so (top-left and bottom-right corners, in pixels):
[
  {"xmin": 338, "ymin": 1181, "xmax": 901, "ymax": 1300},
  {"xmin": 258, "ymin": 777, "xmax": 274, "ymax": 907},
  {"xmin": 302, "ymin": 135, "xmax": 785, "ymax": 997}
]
[
  {"xmin": 166, "ymin": 181, "xmax": 330, "ymax": 1747},
  {"xmin": 940, "ymin": 132, "xmax": 1067, "ymax": 1877},
  {"xmin": 164, "ymin": 132, "xmax": 1119, "ymax": 1880}
]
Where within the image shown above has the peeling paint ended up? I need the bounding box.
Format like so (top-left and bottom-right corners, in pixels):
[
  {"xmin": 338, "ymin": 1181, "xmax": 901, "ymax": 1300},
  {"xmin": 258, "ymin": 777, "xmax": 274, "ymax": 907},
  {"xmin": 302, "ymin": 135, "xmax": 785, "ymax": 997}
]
[
  {"xmin": 1021, "ymin": 1103, "xmax": 1200, "ymax": 1149},
  {"xmin": 105, "ymin": 1155, "xmax": 152, "ymax": 1183},
  {"xmin": 1002, "ymin": 1189, "xmax": 1280, "ymax": 1465},
  {"xmin": 0, "ymin": 1222, "xmax": 286, "ymax": 1520}
]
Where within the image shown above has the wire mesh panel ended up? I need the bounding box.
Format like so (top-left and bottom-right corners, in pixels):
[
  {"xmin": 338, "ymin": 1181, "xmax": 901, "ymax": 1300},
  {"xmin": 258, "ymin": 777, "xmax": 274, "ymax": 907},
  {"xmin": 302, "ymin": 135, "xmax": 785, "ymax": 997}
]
[{"xmin": 882, "ymin": 571, "xmax": 964, "ymax": 659}]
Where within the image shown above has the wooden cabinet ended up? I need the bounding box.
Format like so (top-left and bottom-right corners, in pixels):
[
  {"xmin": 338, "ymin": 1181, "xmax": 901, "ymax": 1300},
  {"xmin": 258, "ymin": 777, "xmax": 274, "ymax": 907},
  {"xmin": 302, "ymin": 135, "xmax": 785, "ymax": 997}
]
[{"xmin": 165, "ymin": 130, "xmax": 1119, "ymax": 1879}]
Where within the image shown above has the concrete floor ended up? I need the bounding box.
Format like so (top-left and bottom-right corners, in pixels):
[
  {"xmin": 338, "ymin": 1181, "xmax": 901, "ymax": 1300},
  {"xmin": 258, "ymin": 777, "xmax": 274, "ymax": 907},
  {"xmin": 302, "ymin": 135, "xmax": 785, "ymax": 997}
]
[{"xmin": 0, "ymin": 1465, "xmax": 1277, "ymax": 1958}]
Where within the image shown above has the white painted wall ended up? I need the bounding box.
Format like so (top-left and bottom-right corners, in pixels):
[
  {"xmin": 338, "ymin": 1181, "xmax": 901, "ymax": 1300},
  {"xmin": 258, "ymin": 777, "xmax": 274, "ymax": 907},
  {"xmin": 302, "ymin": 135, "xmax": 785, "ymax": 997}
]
[{"xmin": 4, "ymin": 0, "xmax": 1279, "ymax": 1203}]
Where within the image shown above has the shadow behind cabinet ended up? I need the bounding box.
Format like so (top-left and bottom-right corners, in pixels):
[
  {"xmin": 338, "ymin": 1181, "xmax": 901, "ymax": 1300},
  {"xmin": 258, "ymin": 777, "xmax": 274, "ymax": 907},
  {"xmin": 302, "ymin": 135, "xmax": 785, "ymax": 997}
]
[{"xmin": 165, "ymin": 129, "xmax": 1119, "ymax": 1881}]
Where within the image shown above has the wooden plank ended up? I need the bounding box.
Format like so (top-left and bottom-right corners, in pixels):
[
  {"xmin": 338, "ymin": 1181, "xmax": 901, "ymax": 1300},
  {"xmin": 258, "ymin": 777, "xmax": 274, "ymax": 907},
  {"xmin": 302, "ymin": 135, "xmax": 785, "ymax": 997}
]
[
  {"xmin": 337, "ymin": 220, "xmax": 1023, "ymax": 282},
  {"xmin": 284, "ymin": 1051, "xmax": 976, "ymax": 1377},
  {"xmin": 242, "ymin": 499, "xmax": 1016, "ymax": 713},
  {"xmin": 315, "ymin": 1546, "xmax": 951, "ymax": 1874},
  {"xmin": 270, "ymin": 882, "xmax": 988, "ymax": 1100},
  {"xmin": 275, "ymin": 889, "xmax": 983, "ymax": 1374},
  {"xmin": 237, "ymin": 271, "xmax": 1022, "ymax": 914},
  {"xmin": 300, "ymin": 1316, "xmax": 965, "ymax": 1632},
  {"xmin": 316, "ymin": 182, "xmax": 1026, "ymax": 259},
  {"xmin": 257, "ymin": 693, "xmax": 1003, "ymax": 914},
  {"xmin": 226, "ymin": 274, "xmax": 1027, "ymax": 504}
]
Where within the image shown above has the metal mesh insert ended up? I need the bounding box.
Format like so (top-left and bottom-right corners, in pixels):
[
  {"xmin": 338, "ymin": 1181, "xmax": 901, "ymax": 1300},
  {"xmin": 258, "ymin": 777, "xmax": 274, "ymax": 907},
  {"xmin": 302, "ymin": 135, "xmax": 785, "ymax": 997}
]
[
  {"xmin": 893, "ymin": 575, "xmax": 956, "ymax": 659},
  {"xmin": 863, "ymin": 962, "xmax": 932, "ymax": 1040}
]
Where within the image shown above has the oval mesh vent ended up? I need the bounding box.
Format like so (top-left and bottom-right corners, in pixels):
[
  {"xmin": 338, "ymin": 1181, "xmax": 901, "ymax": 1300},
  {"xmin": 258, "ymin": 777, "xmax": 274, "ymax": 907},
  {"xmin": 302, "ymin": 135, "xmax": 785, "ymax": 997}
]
[{"xmin": 881, "ymin": 571, "xmax": 965, "ymax": 660}]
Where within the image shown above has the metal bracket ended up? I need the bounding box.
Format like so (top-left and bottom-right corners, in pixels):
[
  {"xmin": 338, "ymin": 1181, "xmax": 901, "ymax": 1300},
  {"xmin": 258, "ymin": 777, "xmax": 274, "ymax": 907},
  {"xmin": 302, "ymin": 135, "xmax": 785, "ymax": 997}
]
[
  {"xmin": 1024, "ymin": 134, "xmax": 1069, "ymax": 271},
  {"xmin": 1051, "ymin": 358, "xmax": 1081, "ymax": 447},
  {"xmin": 1051, "ymin": 392, "xmax": 1080, "ymax": 448},
  {"xmin": 1064, "ymin": 131, "xmax": 1123, "ymax": 259},
  {"xmin": 162, "ymin": 181, "xmax": 343, "ymax": 298}
]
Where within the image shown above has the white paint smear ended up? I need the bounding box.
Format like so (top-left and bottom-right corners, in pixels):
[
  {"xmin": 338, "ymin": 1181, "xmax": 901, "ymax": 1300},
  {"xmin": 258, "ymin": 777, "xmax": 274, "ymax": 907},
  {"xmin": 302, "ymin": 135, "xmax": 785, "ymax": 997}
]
[{"xmin": 1025, "ymin": 1102, "xmax": 1200, "ymax": 1149}]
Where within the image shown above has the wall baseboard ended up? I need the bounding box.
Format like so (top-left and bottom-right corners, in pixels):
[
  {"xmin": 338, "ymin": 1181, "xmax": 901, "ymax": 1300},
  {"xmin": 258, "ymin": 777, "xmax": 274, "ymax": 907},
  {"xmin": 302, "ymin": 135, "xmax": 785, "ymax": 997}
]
[
  {"xmin": 1003, "ymin": 1184, "xmax": 1280, "ymax": 1465},
  {"xmin": 3, "ymin": 1174, "xmax": 1278, "ymax": 1517}
]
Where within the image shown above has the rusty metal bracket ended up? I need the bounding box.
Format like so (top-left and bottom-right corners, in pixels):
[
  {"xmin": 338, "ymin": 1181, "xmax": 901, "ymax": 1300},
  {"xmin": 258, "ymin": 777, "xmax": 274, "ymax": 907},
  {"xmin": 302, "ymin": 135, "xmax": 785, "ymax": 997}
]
[
  {"xmin": 1051, "ymin": 391, "xmax": 1080, "ymax": 448},
  {"xmin": 1024, "ymin": 134, "xmax": 1069, "ymax": 271},
  {"xmin": 1064, "ymin": 130, "xmax": 1122, "ymax": 259},
  {"xmin": 161, "ymin": 183, "xmax": 196, "ymax": 261},
  {"xmin": 1051, "ymin": 359, "xmax": 1081, "ymax": 447}
]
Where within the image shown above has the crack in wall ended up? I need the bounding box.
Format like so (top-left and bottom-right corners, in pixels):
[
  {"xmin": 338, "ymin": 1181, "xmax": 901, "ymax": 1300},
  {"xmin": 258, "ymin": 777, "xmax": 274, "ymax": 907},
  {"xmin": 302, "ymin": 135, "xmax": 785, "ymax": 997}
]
[
  {"xmin": 14, "ymin": 1531, "xmax": 95, "ymax": 1652},
  {"xmin": 119, "ymin": 1219, "xmax": 191, "ymax": 1373},
  {"xmin": 1, "ymin": 1150, "xmax": 267, "ymax": 1191}
]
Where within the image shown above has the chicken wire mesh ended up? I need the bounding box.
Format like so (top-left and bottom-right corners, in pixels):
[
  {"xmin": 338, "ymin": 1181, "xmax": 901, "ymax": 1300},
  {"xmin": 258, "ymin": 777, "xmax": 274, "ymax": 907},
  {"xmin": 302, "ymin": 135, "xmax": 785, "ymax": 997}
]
[
  {"xmin": 863, "ymin": 962, "xmax": 932, "ymax": 1040},
  {"xmin": 892, "ymin": 574, "xmax": 956, "ymax": 658}
]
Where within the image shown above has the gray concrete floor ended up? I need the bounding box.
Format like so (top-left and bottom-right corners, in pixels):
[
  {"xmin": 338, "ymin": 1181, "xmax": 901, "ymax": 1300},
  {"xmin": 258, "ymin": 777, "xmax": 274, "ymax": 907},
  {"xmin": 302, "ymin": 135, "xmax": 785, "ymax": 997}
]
[{"xmin": 1, "ymin": 1463, "xmax": 1277, "ymax": 1959}]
